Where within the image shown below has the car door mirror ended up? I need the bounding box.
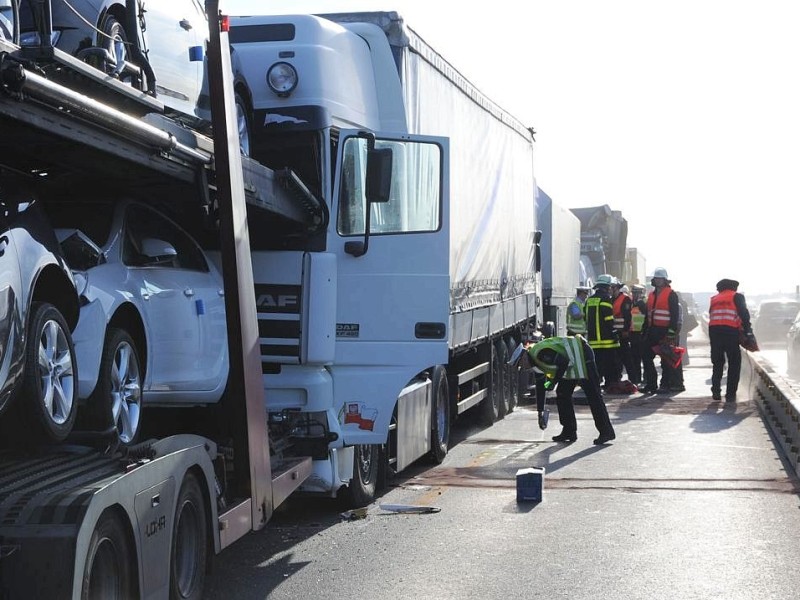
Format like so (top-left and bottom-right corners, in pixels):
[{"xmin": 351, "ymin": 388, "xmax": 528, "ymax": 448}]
[{"xmin": 140, "ymin": 238, "xmax": 177, "ymax": 260}]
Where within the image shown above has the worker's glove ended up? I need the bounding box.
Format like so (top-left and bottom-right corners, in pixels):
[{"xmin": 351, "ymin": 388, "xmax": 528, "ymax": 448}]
[
  {"xmin": 538, "ymin": 408, "xmax": 550, "ymax": 430},
  {"xmin": 664, "ymin": 330, "xmax": 677, "ymax": 345},
  {"xmin": 543, "ymin": 379, "xmax": 555, "ymax": 391}
]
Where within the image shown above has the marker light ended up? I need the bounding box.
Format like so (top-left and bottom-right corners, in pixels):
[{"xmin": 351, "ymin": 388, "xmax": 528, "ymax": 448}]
[{"xmin": 266, "ymin": 62, "xmax": 298, "ymax": 97}]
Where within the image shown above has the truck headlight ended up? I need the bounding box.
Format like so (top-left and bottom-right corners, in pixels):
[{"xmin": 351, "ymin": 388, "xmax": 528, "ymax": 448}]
[{"xmin": 266, "ymin": 61, "xmax": 298, "ymax": 97}]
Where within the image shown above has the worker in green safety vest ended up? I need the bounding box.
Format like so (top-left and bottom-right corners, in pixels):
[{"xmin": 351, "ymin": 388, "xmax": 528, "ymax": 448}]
[
  {"xmin": 511, "ymin": 335, "xmax": 616, "ymax": 445},
  {"xmin": 566, "ymin": 286, "xmax": 591, "ymax": 336},
  {"xmin": 628, "ymin": 284, "xmax": 648, "ymax": 384}
]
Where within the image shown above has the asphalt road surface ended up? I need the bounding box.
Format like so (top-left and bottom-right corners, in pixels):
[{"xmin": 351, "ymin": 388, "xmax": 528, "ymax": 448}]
[{"xmin": 204, "ymin": 329, "xmax": 800, "ymax": 600}]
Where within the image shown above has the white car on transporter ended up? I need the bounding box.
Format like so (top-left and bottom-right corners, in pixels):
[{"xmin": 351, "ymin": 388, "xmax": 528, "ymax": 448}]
[{"xmin": 49, "ymin": 199, "xmax": 229, "ymax": 444}]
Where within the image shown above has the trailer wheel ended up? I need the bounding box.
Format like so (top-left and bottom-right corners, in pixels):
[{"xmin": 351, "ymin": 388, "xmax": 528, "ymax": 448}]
[
  {"xmin": 342, "ymin": 444, "xmax": 379, "ymax": 508},
  {"xmin": 505, "ymin": 336, "xmax": 519, "ymax": 413},
  {"xmin": 88, "ymin": 328, "xmax": 142, "ymax": 445},
  {"xmin": 495, "ymin": 340, "xmax": 511, "ymax": 418},
  {"xmin": 170, "ymin": 472, "xmax": 208, "ymax": 600},
  {"xmin": 479, "ymin": 344, "xmax": 502, "ymax": 426},
  {"xmin": 81, "ymin": 511, "xmax": 136, "ymax": 600},
  {"xmin": 19, "ymin": 302, "xmax": 77, "ymax": 443},
  {"xmin": 427, "ymin": 366, "xmax": 450, "ymax": 464}
]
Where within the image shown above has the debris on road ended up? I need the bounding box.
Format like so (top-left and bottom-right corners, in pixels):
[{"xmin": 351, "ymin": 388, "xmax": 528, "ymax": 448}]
[
  {"xmin": 340, "ymin": 507, "xmax": 368, "ymax": 521},
  {"xmin": 379, "ymin": 504, "xmax": 441, "ymax": 514}
]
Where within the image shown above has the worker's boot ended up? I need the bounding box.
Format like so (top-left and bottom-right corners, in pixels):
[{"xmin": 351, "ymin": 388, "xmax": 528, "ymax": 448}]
[{"xmin": 551, "ymin": 430, "xmax": 577, "ymax": 443}]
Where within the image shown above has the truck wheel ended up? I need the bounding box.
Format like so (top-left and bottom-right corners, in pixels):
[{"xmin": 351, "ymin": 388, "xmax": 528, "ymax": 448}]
[
  {"xmin": 88, "ymin": 328, "xmax": 142, "ymax": 445},
  {"xmin": 427, "ymin": 366, "xmax": 450, "ymax": 464},
  {"xmin": 20, "ymin": 302, "xmax": 77, "ymax": 443},
  {"xmin": 479, "ymin": 344, "xmax": 502, "ymax": 426},
  {"xmin": 81, "ymin": 511, "xmax": 135, "ymax": 600},
  {"xmin": 170, "ymin": 473, "xmax": 208, "ymax": 600},
  {"xmin": 505, "ymin": 336, "xmax": 519, "ymax": 413},
  {"xmin": 495, "ymin": 339, "xmax": 511, "ymax": 419},
  {"xmin": 342, "ymin": 444, "xmax": 379, "ymax": 508},
  {"xmin": 235, "ymin": 91, "xmax": 252, "ymax": 156}
]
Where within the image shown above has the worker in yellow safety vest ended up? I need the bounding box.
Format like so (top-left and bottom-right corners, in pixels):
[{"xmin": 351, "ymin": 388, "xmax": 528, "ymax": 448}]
[
  {"xmin": 628, "ymin": 284, "xmax": 647, "ymax": 385},
  {"xmin": 585, "ymin": 274, "xmax": 620, "ymax": 389},
  {"xmin": 566, "ymin": 286, "xmax": 591, "ymax": 336},
  {"xmin": 511, "ymin": 335, "xmax": 616, "ymax": 445}
]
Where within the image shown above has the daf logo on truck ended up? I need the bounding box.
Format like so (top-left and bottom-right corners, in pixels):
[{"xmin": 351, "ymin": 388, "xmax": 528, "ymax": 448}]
[{"xmin": 255, "ymin": 284, "xmax": 301, "ymax": 314}]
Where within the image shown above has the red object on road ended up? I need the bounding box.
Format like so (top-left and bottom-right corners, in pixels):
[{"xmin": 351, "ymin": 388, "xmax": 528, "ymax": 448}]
[{"xmin": 651, "ymin": 343, "xmax": 686, "ymax": 368}]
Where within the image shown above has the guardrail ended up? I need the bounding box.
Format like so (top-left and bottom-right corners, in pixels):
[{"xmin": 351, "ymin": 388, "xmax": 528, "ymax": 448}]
[{"xmin": 743, "ymin": 349, "xmax": 800, "ymax": 476}]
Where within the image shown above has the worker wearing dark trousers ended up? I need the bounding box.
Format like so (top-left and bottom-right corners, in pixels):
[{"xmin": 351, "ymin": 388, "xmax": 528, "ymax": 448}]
[
  {"xmin": 708, "ymin": 278, "xmax": 754, "ymax": 401},
  {"xmin": 628, "ymin": 284, "xmax": 647, "ymax": 384},
  {"xmin": 512, "ymin": 335, "xmax": 616, "ymax": 445},
  {"xmin": 585, "ymin": 275, "xmax": 620, "ymax": 389},
  {"xmin": 642, "ymin": 268, "xmax": 680, "ymax": 394},
  {"xmin": 611, "ymin": 282, "xmax": 634, "ymax": 390}
]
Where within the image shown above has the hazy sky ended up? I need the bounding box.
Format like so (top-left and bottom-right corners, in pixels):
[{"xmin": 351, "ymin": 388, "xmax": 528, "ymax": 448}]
[{"xmin": 223, "ymin": 0, "xmax": 799, "ymax": 296}]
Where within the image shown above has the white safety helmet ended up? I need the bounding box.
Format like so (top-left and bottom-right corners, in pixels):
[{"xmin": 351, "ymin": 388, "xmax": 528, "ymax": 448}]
[
  {"xmin": 652, "ymin": 267, "xmax": 669, "ymax": 279},
  {"xmin": 621, "ymin": 285, "xmax": 630, "ymax": 294}
]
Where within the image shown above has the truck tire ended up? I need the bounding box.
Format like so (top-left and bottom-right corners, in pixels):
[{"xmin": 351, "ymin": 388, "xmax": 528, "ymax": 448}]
[
  {"xmin": 505, "ymin": 336, "xmax": 519, "ymax": 413},
  {"xmin": 342, "ymin": 444, "xmax": 379, "ymax": 508},
  {"xmin": 427, "ymin": 366, "xmax": 450, "ymax": 464},
  {"xmin": 479, "ymin": 343, "xmax": 502, "ymax": 426},
  {"xmin": 19, "ymin": 302, "xmax": 78, "ymax": 443},
  {"xmin": 235, "ymin": 90, "xmax": 252, "ymax": 156},
  {"xmin": 81, "ymin": 510, "xmax": 136, "ymax": 599},
  {"xmin": 170, "ymin": 472, "xmax": 208, "ymax": 600},
  {"xmin": 495, "ymin": 339, "xmax": 511, "ymax": 419},
  {"xmin": 88, "ymin": 327, "xmax": 142, "ymax": 445}
]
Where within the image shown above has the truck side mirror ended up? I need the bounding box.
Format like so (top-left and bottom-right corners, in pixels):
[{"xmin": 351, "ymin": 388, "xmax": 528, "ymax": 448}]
[
  {"xmin": 365, "ymin": 147, "xmax": 392, "ymax": 204},
  {"xmin": 533, "ymin": 229, "xmax": 542, "ymax": 273},
  {"xmin": 345, "ymin": 146, "xmax": 394, "ymax": 257}
]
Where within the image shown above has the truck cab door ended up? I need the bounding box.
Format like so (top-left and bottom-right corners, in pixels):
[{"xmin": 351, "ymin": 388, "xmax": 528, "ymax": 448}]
[{"xmin": 330, "ymin": 131, "xmax": 450, "ymax": 443}]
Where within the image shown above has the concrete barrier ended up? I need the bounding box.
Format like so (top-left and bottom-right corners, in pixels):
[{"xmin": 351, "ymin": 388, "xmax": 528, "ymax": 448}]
[{"xmin": 743, "ymin": 348, "xmax": 800, "ymax": 475}]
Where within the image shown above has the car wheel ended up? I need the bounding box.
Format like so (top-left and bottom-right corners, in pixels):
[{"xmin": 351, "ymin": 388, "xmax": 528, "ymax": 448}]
[
  {"xmin": 19, "ymin": 302, "xmax": 78, "ymax": 443},
  {"xmin": 96, "ymin": 15, "xmax": 140, "ymax": 86},
  {"xmin": 89, "ymin": 327, "xmax": 142, "ymax": 445},
  {"xmin": 235, "ymin": 90, "xmax": 252, "ymax": 156}
]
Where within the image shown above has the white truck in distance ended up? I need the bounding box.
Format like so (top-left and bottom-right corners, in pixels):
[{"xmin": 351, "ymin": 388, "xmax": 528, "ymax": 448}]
[
  {"xmin": 536, "ymin": 187, "xmax": 582, "ymax": 337},
  {"xmin": 228, "ymin": 11, "xmax": 540, "ymax": 504}
]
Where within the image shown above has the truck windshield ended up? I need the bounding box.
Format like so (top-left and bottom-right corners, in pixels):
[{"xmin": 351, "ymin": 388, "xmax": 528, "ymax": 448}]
[{"xmin": 337, "ymin": 136, "xmax": 441, "ymax": 236}]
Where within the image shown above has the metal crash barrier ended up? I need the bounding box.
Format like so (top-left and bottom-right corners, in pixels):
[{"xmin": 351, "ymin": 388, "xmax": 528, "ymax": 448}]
[{"xmin": 742, "ymin": 349, "xmax": 800, "ymax": 476}]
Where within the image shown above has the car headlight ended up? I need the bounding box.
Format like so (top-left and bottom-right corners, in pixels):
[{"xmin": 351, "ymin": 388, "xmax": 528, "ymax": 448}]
[{"xmin": 266, "ymin": 61, "xmax": 298, "ymax": 97}]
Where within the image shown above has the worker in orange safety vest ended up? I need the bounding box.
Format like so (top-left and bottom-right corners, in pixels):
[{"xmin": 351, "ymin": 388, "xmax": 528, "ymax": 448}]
[
  {"xmin": 708, "ymin": 278, "xmax": 754, "ymax": 402},
  {"xmin": 642, "ymin": 268, "xmax": 680, "ymax": 394}
]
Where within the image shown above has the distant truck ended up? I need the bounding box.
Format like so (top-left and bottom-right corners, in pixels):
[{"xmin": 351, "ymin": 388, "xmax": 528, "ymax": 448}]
[
  {"xmin": 536, "ymin": 187, "xmax": 581, "ymax": 336},
  {"xmin": 570, "ymin": 205, "xmax": 628, "ymax": 282},
  {"xmin": 229, "ymin": 11, "xmax": 540, "ymax": 503},
  {"xmin": 625, "ymin": 247, "xmax": 647, "ymax": 286}
]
